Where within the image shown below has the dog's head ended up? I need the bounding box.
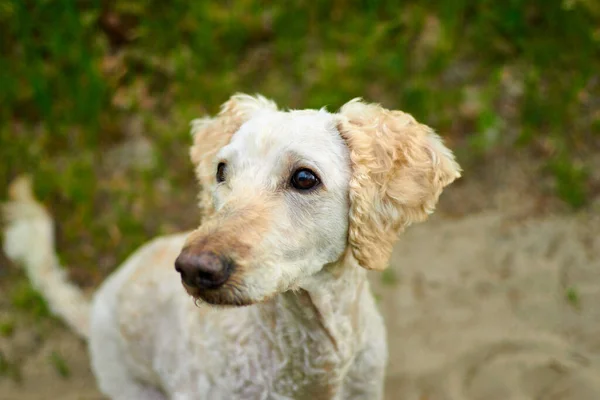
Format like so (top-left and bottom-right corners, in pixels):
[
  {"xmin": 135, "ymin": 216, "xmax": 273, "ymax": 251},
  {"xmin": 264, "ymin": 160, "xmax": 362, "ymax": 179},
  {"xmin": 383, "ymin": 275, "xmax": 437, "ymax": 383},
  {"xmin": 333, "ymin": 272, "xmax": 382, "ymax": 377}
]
[{"xmin": 175, "ymin": 94, "xmax": 460, "ymax": 306}]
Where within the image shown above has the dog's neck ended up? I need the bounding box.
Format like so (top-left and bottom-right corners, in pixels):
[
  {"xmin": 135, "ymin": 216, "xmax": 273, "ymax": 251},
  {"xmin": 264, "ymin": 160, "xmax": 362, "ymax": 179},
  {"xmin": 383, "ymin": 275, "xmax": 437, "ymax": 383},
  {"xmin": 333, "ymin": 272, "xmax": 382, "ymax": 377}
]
[
  {"xmin": 277, "ymin": 251, "xmax": 370, "ymax": 357},
  {"xmin": 189, "ymin": 252, "xmax": 373, "ymax": 396}
]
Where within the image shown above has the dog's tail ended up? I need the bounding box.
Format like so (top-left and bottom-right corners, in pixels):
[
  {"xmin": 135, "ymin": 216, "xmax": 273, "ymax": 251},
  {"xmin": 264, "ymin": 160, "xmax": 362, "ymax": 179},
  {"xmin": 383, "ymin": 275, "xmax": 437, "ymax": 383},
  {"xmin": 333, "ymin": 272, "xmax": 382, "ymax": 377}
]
[{"xmin": 2, "ymin": 176, "xmax": 90, "ymax": 339}]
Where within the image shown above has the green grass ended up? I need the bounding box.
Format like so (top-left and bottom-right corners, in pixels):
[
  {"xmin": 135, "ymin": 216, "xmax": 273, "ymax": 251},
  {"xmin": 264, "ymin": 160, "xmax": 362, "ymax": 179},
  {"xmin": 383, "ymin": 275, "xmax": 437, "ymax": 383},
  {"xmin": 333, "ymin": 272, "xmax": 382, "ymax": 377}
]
[
  {"xmin": 381, "ymin": 269, "xmax": 399, "ymax": 286},
  {"xmin": 10, "ymin": 280, "xmax": 52, "ymax": 320},
  {"xmin": 1, "ymin": 1, "xmax": 599, "ymax": 278},
  {"xmin": 0, "ymin": 351, "xmax": 22, "ymax": 383},
  {"xmin": 565, "ymin": 286, "xmax": 581, "ymax": 310},
  {"xmin": 0, "ymin": 319, "xmax": 15, "ymax": 338},
  {"xmin": 548, "ymin": 155, "xmax": 589, "ymax": 209},
  {"xmin": 49, "ymin": 351, "xmax": 71, "ymax": 379}
]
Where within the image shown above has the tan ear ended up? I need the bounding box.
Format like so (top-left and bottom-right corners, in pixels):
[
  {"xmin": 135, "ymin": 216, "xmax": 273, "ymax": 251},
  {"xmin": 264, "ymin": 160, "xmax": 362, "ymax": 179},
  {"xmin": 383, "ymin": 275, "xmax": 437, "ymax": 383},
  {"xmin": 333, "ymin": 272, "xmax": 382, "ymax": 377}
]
[
  {"xmin": 337, "ymin": 99, "xmax": 461, "ymax": 271},
  {"xmin": 190, "ymin": 93, "xmax": 277, "ymax": 220}
]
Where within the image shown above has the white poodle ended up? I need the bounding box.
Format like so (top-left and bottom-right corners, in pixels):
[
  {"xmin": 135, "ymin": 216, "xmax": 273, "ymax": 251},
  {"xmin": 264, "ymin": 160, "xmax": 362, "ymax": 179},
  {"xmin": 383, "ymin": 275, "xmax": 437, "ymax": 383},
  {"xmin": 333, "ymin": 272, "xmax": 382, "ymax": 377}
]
[{"xmin": 3, "ymin": 94, "xmax": 460, "ymax": 399}]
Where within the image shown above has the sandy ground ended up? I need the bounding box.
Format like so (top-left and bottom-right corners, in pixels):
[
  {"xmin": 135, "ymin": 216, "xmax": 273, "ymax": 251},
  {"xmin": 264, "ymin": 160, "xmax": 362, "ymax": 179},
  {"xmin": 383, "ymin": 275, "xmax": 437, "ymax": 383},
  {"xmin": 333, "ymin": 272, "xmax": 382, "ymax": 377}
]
[
  {"xmin": 375, "ymin": 211, "xmax": 600, "ymax": 400},
  {"xmin": 2, "ymin": 161, "xmax": 600, "ymax": 399}
]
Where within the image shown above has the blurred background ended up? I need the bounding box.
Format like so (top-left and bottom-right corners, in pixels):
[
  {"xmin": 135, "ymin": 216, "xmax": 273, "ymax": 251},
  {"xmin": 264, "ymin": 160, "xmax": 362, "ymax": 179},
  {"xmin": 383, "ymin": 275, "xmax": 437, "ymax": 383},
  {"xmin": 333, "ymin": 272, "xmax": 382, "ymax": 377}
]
[{"xmin": 1, "ymin": 1, "xmax": 600, "ymax": 399}]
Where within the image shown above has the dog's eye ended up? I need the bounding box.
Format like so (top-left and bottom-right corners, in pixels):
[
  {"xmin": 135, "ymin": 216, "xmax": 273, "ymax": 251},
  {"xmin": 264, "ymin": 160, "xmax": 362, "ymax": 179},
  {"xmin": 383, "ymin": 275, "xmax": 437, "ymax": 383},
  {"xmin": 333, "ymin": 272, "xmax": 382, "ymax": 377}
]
[
  {"xmin": 216, "ymin": 162, "xmax": 227, "ymax": 183},
  {"xmin": 291, "ymin": 168, "xmax": 320, "ymax": 191}
]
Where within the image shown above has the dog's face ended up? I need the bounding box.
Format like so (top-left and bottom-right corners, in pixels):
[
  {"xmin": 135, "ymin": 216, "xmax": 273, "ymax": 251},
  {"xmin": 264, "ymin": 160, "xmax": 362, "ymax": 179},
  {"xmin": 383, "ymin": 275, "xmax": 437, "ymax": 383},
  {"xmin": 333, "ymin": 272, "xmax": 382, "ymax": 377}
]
[
  {"xmin": 178, "ymin": 107, "xmax": 351, "ymax": 305},
  {"xmin": 175, "ymin": 94, "xmax": 461, "ymax": 306}
]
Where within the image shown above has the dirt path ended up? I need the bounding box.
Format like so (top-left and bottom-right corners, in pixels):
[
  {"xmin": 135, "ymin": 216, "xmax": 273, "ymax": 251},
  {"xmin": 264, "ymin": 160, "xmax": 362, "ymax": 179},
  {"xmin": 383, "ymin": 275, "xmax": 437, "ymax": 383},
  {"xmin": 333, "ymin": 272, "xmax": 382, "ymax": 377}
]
[{"xmin": 2, "ymin": 182, "xmax": 600, "ymax": 399}]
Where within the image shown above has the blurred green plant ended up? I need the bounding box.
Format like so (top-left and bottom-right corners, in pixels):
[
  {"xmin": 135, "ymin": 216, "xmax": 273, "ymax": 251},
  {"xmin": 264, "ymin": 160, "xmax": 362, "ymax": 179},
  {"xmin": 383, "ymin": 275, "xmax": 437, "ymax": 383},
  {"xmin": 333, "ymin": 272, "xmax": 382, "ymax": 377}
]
[
  {"xmin": 0, "ymin": 351, "xmax": 22, "ymax": 382},
  {"xmin": 548, "ymin": 154, "xmax": 589, "ymax": 209},
  {"xmin": 0, "ymin": 319, "xmax": 15, "ymax": 338},
  {"xmin": 381, "ymin": 268, "xmax": 399, "ymax": 286},
  {"xmin": 49, "ymin": 351, "xmax": 71, "ymax": 379},
  {"xmin": 565, "ymin": 286, "xmax": 582, "ymax": 310},
  {"xmin": 10, "ymin": 280, "xmax": 51, "ymax": 320}
]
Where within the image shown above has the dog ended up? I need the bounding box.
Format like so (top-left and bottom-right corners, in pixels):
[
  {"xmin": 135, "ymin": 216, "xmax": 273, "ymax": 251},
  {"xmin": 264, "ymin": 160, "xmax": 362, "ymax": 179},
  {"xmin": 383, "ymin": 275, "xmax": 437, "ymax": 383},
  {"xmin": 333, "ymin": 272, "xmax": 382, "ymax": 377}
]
[{"xmin": 3, "ymin": 94, "xmax": 460, "ymax": 399}]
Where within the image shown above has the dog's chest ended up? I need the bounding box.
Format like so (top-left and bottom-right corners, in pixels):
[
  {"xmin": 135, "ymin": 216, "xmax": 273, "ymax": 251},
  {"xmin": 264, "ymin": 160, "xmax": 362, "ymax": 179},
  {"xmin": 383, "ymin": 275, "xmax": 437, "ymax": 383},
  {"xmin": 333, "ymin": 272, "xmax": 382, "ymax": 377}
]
[
  {"xmin": 149, "ymin": 301, "xmax": 349, "ymax": 398},
  {"xmin": 117, "ymin": 274, "xmax": 353, "ymax": 399},
  {"xmin": 229, "ymin": 319, "xmax": 344, "ymax": 398}
]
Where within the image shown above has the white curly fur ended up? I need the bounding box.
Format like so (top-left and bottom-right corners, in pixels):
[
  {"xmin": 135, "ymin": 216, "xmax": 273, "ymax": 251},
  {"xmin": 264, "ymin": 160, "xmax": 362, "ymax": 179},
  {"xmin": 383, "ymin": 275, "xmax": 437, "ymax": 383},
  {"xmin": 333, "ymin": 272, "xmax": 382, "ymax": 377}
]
[{"xmin": 2, "ymin": 94, "xmax": 459, "ymax": 399}]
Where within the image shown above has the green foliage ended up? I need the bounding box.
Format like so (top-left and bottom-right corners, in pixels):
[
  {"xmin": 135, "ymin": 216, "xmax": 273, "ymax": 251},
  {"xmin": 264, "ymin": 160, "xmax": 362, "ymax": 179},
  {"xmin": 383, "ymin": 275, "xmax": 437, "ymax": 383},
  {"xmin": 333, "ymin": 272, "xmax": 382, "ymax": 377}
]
[
  {"xmin": 548, "ymin": 154, "xmax": 589, "ymax": 209},
  {"xmin": 373, "ymin": 293, "xmax": 382, "ymax": 304},
  {"xmin": 10, "ymin": 280, "xmax": 51, "ymax": 320},
  {"xmin": 49, "ymin": 351, "xmax": 71, "ymax": 379},
  {"xmin": 0, "ymin": 0, "xmax": 106, "ymax": 139},
  {"xmin": 565, "ymin": 286, "xmax": 581, "ymax": 309},
  {"xmin": 2, "ymin": 1, "xmax": 598, "ymax": 132},
  {"xmin": 0, "ymin": 319, "xmax": 15, "ymax": 337},
  {"xmin": 0, "ymin": 351, "xmax": 22, "ymax": 382},
  {"xmin": 381, "ymin": 268, "xmax": 399, "ymax": 286}
]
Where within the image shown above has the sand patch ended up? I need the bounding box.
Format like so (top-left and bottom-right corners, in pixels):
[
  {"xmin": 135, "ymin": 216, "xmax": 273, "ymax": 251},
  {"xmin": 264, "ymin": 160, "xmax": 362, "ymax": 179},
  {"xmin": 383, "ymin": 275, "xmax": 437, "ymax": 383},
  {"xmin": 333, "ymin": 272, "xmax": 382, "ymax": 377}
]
[{"xmin": 377, "ymin": 211, "xmax": 600, "ymax": 400}]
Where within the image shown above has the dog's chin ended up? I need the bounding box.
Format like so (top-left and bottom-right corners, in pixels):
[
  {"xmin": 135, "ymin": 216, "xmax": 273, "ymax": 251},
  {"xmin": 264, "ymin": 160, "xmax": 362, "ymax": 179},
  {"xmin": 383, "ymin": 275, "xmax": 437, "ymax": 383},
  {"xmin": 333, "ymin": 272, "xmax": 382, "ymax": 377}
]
[{"xmin": 182, "ymin": 283, "xmax": 258, "ymax": 307}]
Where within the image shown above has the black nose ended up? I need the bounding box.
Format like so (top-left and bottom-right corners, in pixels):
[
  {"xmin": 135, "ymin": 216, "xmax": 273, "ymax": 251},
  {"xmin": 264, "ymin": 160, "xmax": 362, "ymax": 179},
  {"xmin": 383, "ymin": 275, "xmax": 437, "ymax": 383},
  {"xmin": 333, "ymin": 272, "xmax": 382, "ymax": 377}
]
[{"xmin": 174, "ymin": 251, "xmax": 231, "ymax": 290}]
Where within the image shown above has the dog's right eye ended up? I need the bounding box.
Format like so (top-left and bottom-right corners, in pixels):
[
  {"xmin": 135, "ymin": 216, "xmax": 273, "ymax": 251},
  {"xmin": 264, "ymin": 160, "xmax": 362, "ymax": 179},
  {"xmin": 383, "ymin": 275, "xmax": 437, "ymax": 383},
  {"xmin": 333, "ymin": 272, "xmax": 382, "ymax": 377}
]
[
  {"xmin": 291, "ymin": 168, "xmax": 320, "ymax": 191},
  {"xmin": 216, "ymin": 162, "xmax": 227, "ymax": 183}
]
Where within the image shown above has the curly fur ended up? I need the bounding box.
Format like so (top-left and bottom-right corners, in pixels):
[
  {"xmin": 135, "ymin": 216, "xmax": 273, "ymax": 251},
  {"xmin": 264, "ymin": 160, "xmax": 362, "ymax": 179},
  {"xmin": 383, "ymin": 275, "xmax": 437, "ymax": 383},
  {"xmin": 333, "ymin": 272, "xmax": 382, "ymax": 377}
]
[
  {"xmin": 190, "ymin": 94, "xmax": 278, "ymax": 220},
  {"xmin": 2, "ymin": 94, "xmax": 460, "ymax": 399},
  {"xmin": 338, "ymin": 99, "xmax": 461, "ymax": 271}
]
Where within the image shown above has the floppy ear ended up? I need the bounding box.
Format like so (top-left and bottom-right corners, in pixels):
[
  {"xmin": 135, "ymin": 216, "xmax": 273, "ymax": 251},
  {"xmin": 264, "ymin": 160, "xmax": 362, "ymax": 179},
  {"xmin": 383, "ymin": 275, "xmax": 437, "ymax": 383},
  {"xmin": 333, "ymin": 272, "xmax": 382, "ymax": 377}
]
[
  {"xmin": 337, "ymin": 99, "xmax": 461, "ymax": 271},
  {"xmin": 190, "ymin": 93, "xmax": 277, "ymax": 220}
]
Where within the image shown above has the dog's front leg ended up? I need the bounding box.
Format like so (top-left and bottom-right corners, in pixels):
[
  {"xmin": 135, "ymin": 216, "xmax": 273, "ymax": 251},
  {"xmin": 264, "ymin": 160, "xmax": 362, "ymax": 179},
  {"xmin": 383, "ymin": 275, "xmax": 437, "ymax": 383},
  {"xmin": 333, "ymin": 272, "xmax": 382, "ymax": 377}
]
[{"xmin": 340, "ymin": 337, "xmax": 387, "ymax": 400}]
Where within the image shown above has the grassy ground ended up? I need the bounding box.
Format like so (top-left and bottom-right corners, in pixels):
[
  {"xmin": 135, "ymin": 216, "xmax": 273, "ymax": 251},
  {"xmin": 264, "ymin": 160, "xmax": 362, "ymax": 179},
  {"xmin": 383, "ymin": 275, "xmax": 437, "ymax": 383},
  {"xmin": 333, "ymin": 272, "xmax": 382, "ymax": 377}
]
[{"xmin": 1, "ymin": 0, "xmax": 600, "ymax": 384}]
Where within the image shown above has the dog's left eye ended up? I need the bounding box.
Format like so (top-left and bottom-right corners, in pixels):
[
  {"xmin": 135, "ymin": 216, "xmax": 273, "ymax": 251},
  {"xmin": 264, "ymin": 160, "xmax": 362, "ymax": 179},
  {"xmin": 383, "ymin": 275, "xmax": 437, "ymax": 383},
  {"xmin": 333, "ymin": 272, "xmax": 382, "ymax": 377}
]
[
  {"xmin": 216, "ymin": 162, "xmax": 227, "ymax": 183},
  {"xmin": 291, "ymin": 168, "xmax": 320, "ymax": 190}
]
